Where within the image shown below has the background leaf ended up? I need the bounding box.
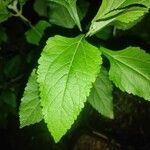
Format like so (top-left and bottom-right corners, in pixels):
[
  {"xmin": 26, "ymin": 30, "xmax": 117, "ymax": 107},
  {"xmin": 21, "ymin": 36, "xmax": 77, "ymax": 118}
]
[
  {"xmin": 48, "ymin": 0, "xmax": 89, "ymax": 29},
  {"xmin": 25, "ymin": 20, "xmax": 50, "ymax": 45},
  {"xmin": 0, "ymin": 26, "xmax": 8, "ymax": 44},
  {"xmin": 88, "ymin": 67, "xmax": 114, "ymax": 119},
  {"xmin": 37, "ymin": 35, "xmax": 101, "ymax": 142},
  {"xmin": 33, "ymin": 0, "xmax": 48, "ymax": 17},
  {"xmin": 0, "ymin": 89, "xmax": 17, "ymax": 128},
  {"xmin": 0, "ymin": 0, "xmax": 12, "ymax": 23},
  {"xmin": 48, "ymin": 2, "xmax": 76, "ymax": 29},
  {"xmin": 0, "ymin": 0, "xmax": 27, "ymax": 23},
  {"xmin": 19, "ymin": 69, "xmax": 43, "ymax": 128},
  {"xmin": 47, "ymin": 0, "xmax": 82, "ymax": 31},
  {"xmin": 101, "ymin": 47, "xmax": 150, "ymax": 101},
  {"xmin": 4, "ymin": 55, "xmax": 22, "ymax": 78}
]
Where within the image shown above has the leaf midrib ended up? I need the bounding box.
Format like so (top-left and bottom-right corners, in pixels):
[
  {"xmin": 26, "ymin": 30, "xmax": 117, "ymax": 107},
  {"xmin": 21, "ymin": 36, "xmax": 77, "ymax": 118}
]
[{"xmin": 61, "ymin": 35, "xmax": 84, "ymax": 106}]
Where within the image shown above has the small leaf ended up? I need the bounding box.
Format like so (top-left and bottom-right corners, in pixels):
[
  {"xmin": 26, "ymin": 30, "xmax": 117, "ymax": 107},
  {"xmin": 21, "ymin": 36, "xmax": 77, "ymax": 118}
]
[
  {"xmin": 25, "ymin": 20, "xmax": 50, "ymax": 45},
  {"xmin": 88, "ymin": 67, "xmax": 114, "ymax": 119},
  {"xmin": 19, "ymin": 69, "xmax": 43, "ymax": 128},
  {"xmin": 37, "ymin": 35, "xmax": 102, "ymax": 142},
  {"xmin": 101, "ymin": 47, "xmax": 150, "ymax": 101},
  {"xmin": 87, "ymin": 0, "xmax": 150, "ymax": 36},
  {"xmin": 48, "ymin": 0, "xmax": 82, "ymax": 31}
]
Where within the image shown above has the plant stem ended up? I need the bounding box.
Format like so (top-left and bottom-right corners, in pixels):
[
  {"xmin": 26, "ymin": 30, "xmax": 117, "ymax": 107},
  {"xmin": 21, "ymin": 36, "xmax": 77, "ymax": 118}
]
[
  {"xmin": 8, "ymin": 0, "xmax": 42, "ymax": 37},
  {"xmin": 16, "ymin": 12, "xmax": 42, "ymax": 37}
]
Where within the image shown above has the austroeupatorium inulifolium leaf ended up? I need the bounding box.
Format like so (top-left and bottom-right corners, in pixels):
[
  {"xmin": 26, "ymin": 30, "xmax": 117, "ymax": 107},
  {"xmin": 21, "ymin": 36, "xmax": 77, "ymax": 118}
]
[
  {"xmin": 88, "ymin": 67, "xmax": 114, "ymax": 119},
  {"xmin": 101, "ymin": 46, "xmax": 150, "ymax": 101},
  {"xmin": 37, "ymin": 35, "xmax": 102, "ymax": 142},
  {"xmin": 19, "ymin": 69, "xmax": 43, "ymax": 128}
]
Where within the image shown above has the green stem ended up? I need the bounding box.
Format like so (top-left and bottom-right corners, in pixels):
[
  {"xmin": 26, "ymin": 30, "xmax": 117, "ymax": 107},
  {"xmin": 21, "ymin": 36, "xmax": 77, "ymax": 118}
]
[
  {"xmin": 8, "ymin": 1, "xmax": 42, "ymax": 38},
  {"xmin": 16, "ymin": 12, "xmax": 42, "ymax": 38}
]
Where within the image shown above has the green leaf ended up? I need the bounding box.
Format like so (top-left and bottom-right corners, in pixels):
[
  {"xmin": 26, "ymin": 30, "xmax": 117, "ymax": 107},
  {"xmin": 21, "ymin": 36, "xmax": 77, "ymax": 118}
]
[
  {"xmin": 77, "ymin": 0, "xmax": 89, "ymax": 20},
  {"xmin": 0, "ymin": 26, "xmax": 7, "ymax": 44},
  {"xmin": 33, "ymin": 0, "xmax": 47, "ymax": 17},
  {"xmin": 37, "ymin": 35, "xmax": 101, "ymax": 142},
  {"xmin": 87, "ymin": 0, "xmax": 150, "ymax": 36},
  {"xmin": 19, "ymin": 69, "xmax": 43, "ymax": 128},
  {"xmin": 113, "ymin": 7, "xmax": 148, "ymax": 30},
  {"xmin": 48, "ymin": 0, "xmax": 82, "ymax": 31},
  {"xmin": 1, "ymin": 90, "xmax": 16, "ymax": 108},
  {"xmin": 0, "ymin": 0, "xmax": 27, "ymax": 23},
  {"xmin": 4, "ymin": 55, "xmax": 21, "ymax": 78},
  {"xmin": 25, "ymin": 20, "xmax": 50, "ymax": 45},
  {"xmin": 48, "ymin": 2, "xmax": 75, "ymax": 29},
  {"xmin": 101, "ymin": 47, "xmax": 150, "ymax": 101},
  {"xmin": 0, "ymin": 0, "xmax": 12, "ymax": 23},
  {"xmin": 88, "ymin": 67, "xmax": 114, "ymax": 119},
  {"xmin": 0, "ymin": 89, "xmax": 17, "ymax": 128}
]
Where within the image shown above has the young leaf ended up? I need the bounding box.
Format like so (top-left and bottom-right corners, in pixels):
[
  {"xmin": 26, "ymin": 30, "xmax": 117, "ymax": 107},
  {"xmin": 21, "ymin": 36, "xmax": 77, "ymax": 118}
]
[
  {"xmin": 25, "ymin": 20, "xmax": 50, "ymax": 45},
  {"xmin": 48, "ymin": 0, "xmax": 82, "ymax": 31},
  {"xmin": 101, "ymin": 47, "xmax": 150, "ymax": 101},
  {"xmin": 19, "ymin": 69, "xmax": 43, "ymax": 128},
  {"xmin": 37, "ymin": 35, "xmax": 102, "ymax": 142},
  {"xmin": 87, "ymin": 0, "xmax": 150, "ymax": 36},
  {"xmin": 88, "ymin": 67, "xmax": 114, "ymax": 119}
]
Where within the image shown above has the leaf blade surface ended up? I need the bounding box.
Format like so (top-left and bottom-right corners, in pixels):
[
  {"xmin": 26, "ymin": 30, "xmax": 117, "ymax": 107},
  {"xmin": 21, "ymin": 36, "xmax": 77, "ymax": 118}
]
[
  {"xmin": 37, "ymin": 35, "xmax": 102, "ymax": 142},
  {"xmin": 101, "ymin": 47, "xmax": 150, "ymax": 100},
  {"xmin": 19, "ymin": 69, "xmax": 43, "ymax": 128}
]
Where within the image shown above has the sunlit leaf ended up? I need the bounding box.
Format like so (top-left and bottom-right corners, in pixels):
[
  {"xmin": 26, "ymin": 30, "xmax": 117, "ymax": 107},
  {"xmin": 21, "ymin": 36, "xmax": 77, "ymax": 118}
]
[{"xmin": 37, "ymin": 35, "xmax": 101, "ymax": 142}]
